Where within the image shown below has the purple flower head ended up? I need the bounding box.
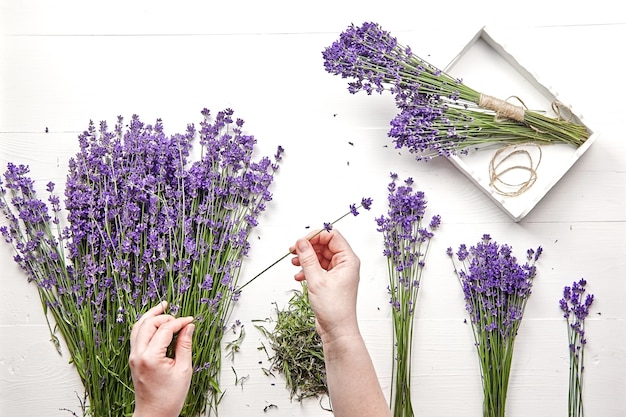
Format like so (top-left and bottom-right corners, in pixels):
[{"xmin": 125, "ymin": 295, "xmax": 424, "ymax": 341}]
[
  {"xmin": 323, "ymin": 22, "xmax": 446, "ymax": 99},
  {"xmin": 361, "ymin": 197, "xmax": 373, "ymax": 210},
  {"xmin": 456, "ymin": 244, "xmax": 469, "ymax": 262},
  {"xmin": 377, "ymin": 173, "xmax": 439, "ymax": 315},
  {"xmin": 429, "ymin": 214, "xmax": 441, "ymax": 229},
  {"xmin": 388, "ymin": 103, "xmax": 450, "ymax": 159},
  {"xmin": 274, "ymin": 145, "xmax": 285, "ymax": 161},
  {"xmin": 451, "ymin": 235, "xmax": 540, "ymax": 337},
  {"xmin": 0, "ymin": 163, "xmax": 65, "ymax": 286},
  {"xmin": 527, "ymin": 246, "xmax": 543, "ymax": 262},
  {"xmin": 560, "ymin": 278, "xmax": 594, "ymax": 332}
]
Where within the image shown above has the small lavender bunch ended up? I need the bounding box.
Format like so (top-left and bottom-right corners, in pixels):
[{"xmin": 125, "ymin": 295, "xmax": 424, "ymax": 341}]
[
  {"xmin": 375, "ymin": 173, "xmax": 440, "ymax": 417},
  {"xmin": 0, "ymin": 108, "xmax": 283, "ymax": 417},
  {"xmin": 559, "ymin": 278, "xmax": 594, "ymax": 417},
  {"xmin": 448, "ymin": 235, "xmax": 542, "ymax": 417},
  {"xmin": 323, "ymin": 22, "xmax": 589, "ymax": 161}
]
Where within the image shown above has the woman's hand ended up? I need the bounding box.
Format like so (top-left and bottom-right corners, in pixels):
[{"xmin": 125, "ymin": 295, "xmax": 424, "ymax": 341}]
[{"xmin": 129, "ymin": 302, "xmax": 195, "ymax": 417}]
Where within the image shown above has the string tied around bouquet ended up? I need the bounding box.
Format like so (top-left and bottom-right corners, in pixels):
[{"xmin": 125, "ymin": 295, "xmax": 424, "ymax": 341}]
[
  {"xmin": 552, "ymin": 100, "xmax": 578, "ymax": 123},
  {"xmin": 479, "ymin": 94, "xmax": 526, "ymax": 123},
  {"xmin": 489, "ymin": 142, "xmax": 542, "ymax": 197}
]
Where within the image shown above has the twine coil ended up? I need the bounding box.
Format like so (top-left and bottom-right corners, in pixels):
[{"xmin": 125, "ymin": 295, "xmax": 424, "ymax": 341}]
[{"xmin": 489, "ymin": 143, "xmax": 542, "ymax": 197}]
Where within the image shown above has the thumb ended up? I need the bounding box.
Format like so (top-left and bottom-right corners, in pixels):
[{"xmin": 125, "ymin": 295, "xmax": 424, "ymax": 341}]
[
  {"xmin": 175, "ymin": 323, "xmax": 195, "ymax": 365},
  {"xmin": 295, "ymin": 238, "xmax": 323, "ymax": 280}
]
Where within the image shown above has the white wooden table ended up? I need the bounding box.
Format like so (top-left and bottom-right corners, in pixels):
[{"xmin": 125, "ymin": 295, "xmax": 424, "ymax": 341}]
[{"xmin": 1, "ymin": 1, "xmax": 624, "ymax": 416}]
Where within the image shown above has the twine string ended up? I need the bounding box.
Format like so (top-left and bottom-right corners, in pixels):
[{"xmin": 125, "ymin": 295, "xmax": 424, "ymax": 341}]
[
  {"xmin": 488, "ymin": 143, "xmax": 542, "ymax": 197},
  {"xmin": 479, "ymin": 94, "xmax": 525, "ymax": 123},
  {"xmin": 552, "ymin": 100, "xmax": 578, "ymax": 124},
  {"xmin": 479, "ymin": 94, "xmax": 552, "ymax": 135}
]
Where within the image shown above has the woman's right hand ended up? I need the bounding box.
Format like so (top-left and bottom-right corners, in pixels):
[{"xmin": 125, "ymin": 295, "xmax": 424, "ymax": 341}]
[{"xmin": 291, "ymin": 229, "xmax": 361, "ymax": 344}]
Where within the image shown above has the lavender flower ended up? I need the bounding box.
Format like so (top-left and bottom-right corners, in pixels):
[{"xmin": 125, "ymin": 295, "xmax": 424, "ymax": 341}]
[
  {"xmin": 361, "ymin": 196, "xmax": 373, "ymax": 210},
  {"xmin": 448, "ymin": 235, "xmax": 541, "ymax": 417},
  {"xmin": 1, "ymin": 109, "xmax": 283, "ymax": 417},
  {"xmin": 560, "ymin": 278, "xmax": 594, "ymax": 417},
  {"xmin": 376, "ymin": 173, "xmax": 440, "ymax": 417},
  {"xmin": 323, "ymin": 22, "xmax": 589, "ymax": 161}
]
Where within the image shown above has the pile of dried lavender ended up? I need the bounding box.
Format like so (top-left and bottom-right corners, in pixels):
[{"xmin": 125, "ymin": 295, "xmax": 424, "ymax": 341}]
[{"xmin": 256, "ymin": 283, "xmax": 328, "ymax": 402}]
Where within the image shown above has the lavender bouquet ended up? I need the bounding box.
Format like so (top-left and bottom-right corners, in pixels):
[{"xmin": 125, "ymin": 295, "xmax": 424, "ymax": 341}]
[
  {"xmin": 559, "ymin": 278, "xmax": 594, "ymax": 417},
  {"xmin": 0, "ymin": 108, "xmax": 283, "ymax": 417},
  {"xmin": 323, "ymin": 22, "xmax": 590, "ymax": 161},
  {"xmin": 448, "ymin": 235, "xmax": 542, "ymax": 417},
  {"xmin": 376, "ymin": 173, "xmax": 440, "ymax": 417}
]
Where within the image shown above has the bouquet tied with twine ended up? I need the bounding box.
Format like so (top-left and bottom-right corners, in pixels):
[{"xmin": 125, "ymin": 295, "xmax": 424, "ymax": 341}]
[{"xmin": 322, "ymin": 22, "xmax": 590, "ymax": 162}]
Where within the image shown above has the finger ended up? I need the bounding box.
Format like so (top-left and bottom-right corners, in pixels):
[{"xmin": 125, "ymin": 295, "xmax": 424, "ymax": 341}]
[
  {"xmin": 130, "ymin": 301, "xmax": 168, "ymax": 341},
  {"xmin": 173, "ymin": 323, "xmax": 195, "ymax": 368},
  {"xmin": 147, "ymin": 316, "xmax": 195, "ymax": 353},
  {"xmin": 132, "ymin": 314, "xmax": 176, "ymax": 351},
  {"xmin": 293, "ymin": 238, "xmax": 324, "ymax": 282},
  {"xmin": 308, "ymin": 228, "xmax": 343, "ymax": 245},
  {"xmin": 318, "ymin": 229, "xmax": 349, "ymax": 250},
  {"xmin": 141, "ymin": 301, "xmax": 168, "ymax": 321},
  {"xmin": 289, "ymin": 228, "xmax": 329, "ymax": 253}
]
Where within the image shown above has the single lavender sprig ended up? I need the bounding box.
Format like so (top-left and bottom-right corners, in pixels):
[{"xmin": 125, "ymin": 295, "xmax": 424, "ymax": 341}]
[
  {"xmin": 376, "ymin": 173, "xmax": 440, "ymax": 417},
  {"xmin": 448, "ymin": 235, "xmax": 542, "ymax": 417},
  {"xmin": 560, "ymin": 278, "xmax": 594, "ymax": 417},
  {"xmin": 236, "ymin": 197, "xmax": 373, "ymax": 291},
  {"xmin": 323, "ymin": 22, "xmax": 589, "ymax": 161}
]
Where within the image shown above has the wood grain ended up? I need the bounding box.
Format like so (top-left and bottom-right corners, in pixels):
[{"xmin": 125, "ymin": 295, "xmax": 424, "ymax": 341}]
[{"xmin": 1, "ymin": 2, "xmax": 625, "ymax": 416}]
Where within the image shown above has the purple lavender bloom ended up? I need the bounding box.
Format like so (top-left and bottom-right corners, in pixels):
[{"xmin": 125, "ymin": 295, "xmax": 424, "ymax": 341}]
[
  {"xmin": 388, "ymin": 102, "xmax": 475, "ymax": 161},
  {"xmin": 323, "ymin": 22, "xmax": 428, "ymax": 97},
  {"xmin": 429, "ymin": 214, "xmax": 441, "ymax": 229},
  {"xmin": 452, "ymin": 235, "xmax": 539, "ymax": 336},
  {"xmin": 560, "ymin": 278, "xmax": 594, "ymax": 346}
]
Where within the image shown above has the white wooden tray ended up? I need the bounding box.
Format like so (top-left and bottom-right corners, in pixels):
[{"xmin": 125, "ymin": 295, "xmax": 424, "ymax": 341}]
[{"xmin": 443, "ymin": 26, "xmax": 598, "ymax": 221}]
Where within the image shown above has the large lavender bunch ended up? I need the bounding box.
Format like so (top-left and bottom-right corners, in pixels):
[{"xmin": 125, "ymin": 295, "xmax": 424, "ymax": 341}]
[
  {"xmin": 323, "ymin": 22, "xmax": 589, "ymax": 161},
  {"xmin": 0, "ymin": 108, "xmax": 283, "ymax": 417},
  {"xmin": 448, "ymin": 235, "xmax": 541, "ymax": 417},
  {"xmin": 559, "ymin": 278, "xmax": 594, "ymax": 417},
  {"xmin": 375, "ymin": 173, "xmax": 440, "ymax": 417}
]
